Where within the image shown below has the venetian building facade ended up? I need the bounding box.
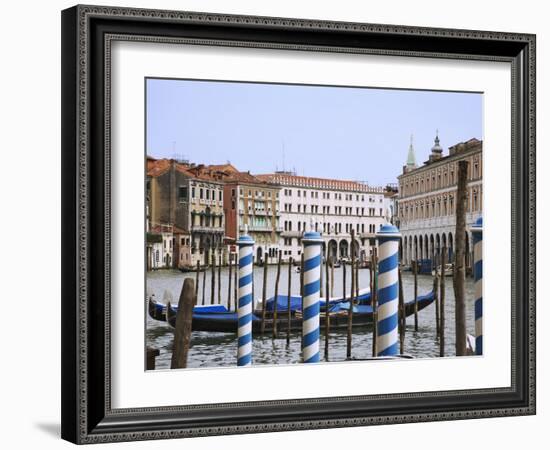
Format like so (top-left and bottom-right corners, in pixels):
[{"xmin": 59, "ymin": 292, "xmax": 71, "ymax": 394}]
[
  {"xmin": 146, "ymin": 158, "xmax": 225, "ymax": 269},
  {"xmin": 203, "ymin": 164, "xmax": 282, "ymax": 264},
  {"xmin": 256, "ymin": 173, "xmax": 386, "ymax": 263},
  {"xmin": 397, "ymin": 135, "xmax": 483, "ymax": 271}
]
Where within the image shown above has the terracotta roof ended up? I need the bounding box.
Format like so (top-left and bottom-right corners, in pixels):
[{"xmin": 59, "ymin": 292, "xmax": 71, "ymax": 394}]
[
  {"xmin": 173, "ymin": 226, "xmax": 188, "ymax": 235},
  {"xmin": 150, "ymin": 223, "xmax": 173, "ymax": 233},
  {"xmin": 147, "ymin": 158, "xmax": 275, "ymax": 186},
  {"xmin": 255, "ymin": 173, "xmax": 384, "ymax": 193},
  {"xmin": 147, "ymin": 159, "xmax": 172, "ymax": 177},
  {"xmin": 206, "ymin": 163, "xmax": 239, "ymax": 173},
  {"xmin": 191, "ymin": 164, "xmax": 271, "ymax": 185}
]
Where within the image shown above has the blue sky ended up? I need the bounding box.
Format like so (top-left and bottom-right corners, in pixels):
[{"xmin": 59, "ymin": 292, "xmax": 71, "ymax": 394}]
[{"xmin": 146, "ymin": 78, "xmax": 482, "ymax": 186}]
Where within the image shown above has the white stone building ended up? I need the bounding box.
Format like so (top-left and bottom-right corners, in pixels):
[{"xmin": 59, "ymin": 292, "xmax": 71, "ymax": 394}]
[
  {"xmin": 256, "ymin": 173, "xmax": 387, "ymax": 263},
  {"xmin": 397, "ymin": 134, "xmax": 483, "ymax": 271},
  {"xmin": 147, "ymin": 223, "xmax": 175, "ymax": 269}
]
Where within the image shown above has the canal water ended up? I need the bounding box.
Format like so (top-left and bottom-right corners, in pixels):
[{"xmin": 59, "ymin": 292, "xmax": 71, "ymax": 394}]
[{"xmin": 146, "ymin": 265, "xmax": 476, "ymax": 370}]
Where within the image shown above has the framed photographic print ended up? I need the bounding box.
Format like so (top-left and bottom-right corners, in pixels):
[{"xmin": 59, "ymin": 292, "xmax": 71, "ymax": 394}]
[{"xmin": 61, "ymin": 4, "xmax": 536, "ymax": 444}]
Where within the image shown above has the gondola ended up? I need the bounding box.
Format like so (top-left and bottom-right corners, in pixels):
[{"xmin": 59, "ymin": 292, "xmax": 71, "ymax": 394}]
[
  {"xmin": 148, "ymin": 295, "xmax": 227, "ymax": 322},
  {"xmin": 152, "ymin": 289, "xmax": 435, "ymax": 334},
  {"xmin": 149, "ymin": 287, "xmax": 372, "ymax": 321}
]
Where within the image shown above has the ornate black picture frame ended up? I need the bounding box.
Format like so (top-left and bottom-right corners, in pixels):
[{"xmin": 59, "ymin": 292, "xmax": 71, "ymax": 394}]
[{"xmin": 61, "ymin": 4, "xmax": 536, "ymax": 444}]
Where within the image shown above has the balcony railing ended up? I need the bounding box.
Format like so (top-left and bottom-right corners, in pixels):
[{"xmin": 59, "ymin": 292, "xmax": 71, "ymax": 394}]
[
  {"xmin": 239, "ymin": 225, "xmax": 276, "ymax": 232},
  {"xmin": 399, "ymin": 212, "xmax": 480, "ymax": 231},
  {"xmin": 281, "ymin": 230, "xmax": 302, "ymax": 238},
  {"xmin": 191, "ymin": 225, "xmax": 225, "ymax": 233}
]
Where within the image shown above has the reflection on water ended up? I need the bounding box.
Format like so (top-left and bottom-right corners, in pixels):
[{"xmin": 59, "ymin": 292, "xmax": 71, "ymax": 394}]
[{"xmin": 146, "ymin": 266, "xmax": 476, "ymax": 369}]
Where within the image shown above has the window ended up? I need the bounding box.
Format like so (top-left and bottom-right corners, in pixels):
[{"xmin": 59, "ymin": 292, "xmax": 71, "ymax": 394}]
[
  {"xmin": 178, "ymin": 186, "xmax": 188, "ymax": 202},
  {"xmin": 206, "ymin": 189, "xmax": 210, "ymax": 200},
  {"xmin": 219, "ymin": 190, "xmax": 222, "ymax": 201},
  {"xmin": 199, "ymin": 188, "xmax": 204, "ymax": 199},
  {"xmin": 191, "ymin": 187, "xmax": 195, "ymax": 198}
]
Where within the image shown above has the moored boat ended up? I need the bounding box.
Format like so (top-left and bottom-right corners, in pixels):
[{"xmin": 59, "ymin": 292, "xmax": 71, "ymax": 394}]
[
  {"xmin": 432, "ymin": 263, "xmax": 453, "ymax": 277},
  {"xmin": 152, "ymin": 289, "xmax": 435, "ymax": 334}
]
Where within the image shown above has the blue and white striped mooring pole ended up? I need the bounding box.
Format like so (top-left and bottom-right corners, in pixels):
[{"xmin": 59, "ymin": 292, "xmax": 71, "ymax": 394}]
[
  {"xmin": 236, "ymin": 227, "xmax": 255, "ymax": 366},
  {"xmin": 375, "ymin": 223, "xmax": 402, "ymax": 356},
  {"xmin": 302, "ymin": 231, "xmax": 323, "ymax": 363},
  {"xmin": 471, "ymin": 217, "xmax": 483, "ymax": 355}
]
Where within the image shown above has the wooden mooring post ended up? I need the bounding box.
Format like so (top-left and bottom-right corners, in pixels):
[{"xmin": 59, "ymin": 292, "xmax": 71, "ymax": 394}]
[
  {"xmin": 342, "ymin": 260, "xmax": 347, "ymax": 305},
  {"xmin": 398, "ymin": 265, "xmax": 405, "ymax": 355},
  {"xmin": 210, "ymin": 249, "xmax": 215, "ymax": 305},
  {"xmin": 287, "ymin": 256, "xmax": 293, "ymax": 346},
  {"xmin": 320, "ymin": 253, "xmax": 324, "ymax": 298},
  {"xmin": 324, "ymin": 251, "xmax": 330, "ymax": 361},
  {"xmin": 346, "ymin": 231, "xmax": 356, "ymax": 359},
  {"xmin": 227, "ymin": 253, "xmax": 233, "ymax": 311},
  {"xmin": 440, "ymin": 246, "xmax": 447, "ymax": 357},
  {"xmin": 413, "ymin": 258, "xmax": 419, "ymax": 331},
  {"xmin": 217, "ymin": 250, "xmax": 222, "ymax": 304},
  {"xmin": 300, "ymin": 253, "xmax": 304, "ymax": 350},
  {"xmin": 453, "ymin": 160, "xmax": 469, "ymax": 356},
  {"xmin": 272, "ymin": 250, "xmax": 282, "ymax": 339},
  {"xmin": 171, "ymin": 278, "xmax": 196, "ymax": 369},
  {"xmin": 435, "ymin": 269, "xmax": 441, "ymax": 337},
  {"xmin": 330, "ymin": 256, "xmax": 334, "ymax": 297},
  {"xmin": 260, "ymin": 252, "xmax": 268, "ymax": 336},
  {"xmin": 146, "ymin": 347, "xmax": 159, "ymax": 370},
  {"xmin": 252, "ymin": 255, "xmax": 255, "ymax": 312},
  {"xmin": 371, "ymin": 248, "xmax": 378, "ymax": 358},
  {"xmin": 234, "ymin": 258, "xmax": 238, "ymax": 312},
  {"xmin": 201, "ymin": 254, "xmax": 207, "ymax": 306},
  {"xmin": 194, "ymin": 259, "xmax": 200, "ymax": 304}
]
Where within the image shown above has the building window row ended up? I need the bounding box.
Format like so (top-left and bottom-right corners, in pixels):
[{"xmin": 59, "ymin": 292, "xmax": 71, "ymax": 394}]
[
  {"xmin": 400, "ymin": 156, "xmax": 482, "ymax": 197},
  {"xmin": 399, "ymin": 187, "xmax": 481, "ymax": 222}
]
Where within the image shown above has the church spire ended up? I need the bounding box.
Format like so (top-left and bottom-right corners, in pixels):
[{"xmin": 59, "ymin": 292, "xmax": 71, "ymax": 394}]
[
  {"xmin": 431, "ymin": 129, "xmax": 443, "ymax": 155},
  {"xmin": 406, "ymin": 134, "xmax": 417, "ymax": 170}
]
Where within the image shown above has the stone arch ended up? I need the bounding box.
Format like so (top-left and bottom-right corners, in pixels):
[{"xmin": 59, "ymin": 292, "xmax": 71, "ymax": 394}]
[
  {"xmin": 435, "ymin": 233, "xmax": 441, "ymax": 267},
  {"xmin": 327, "ymin": 239, "xmax": 338, "ymax": 262},
  {"xmin": 339, "ymin": 239, "xmax": 349, "ymax": 259},
  {"xmin": 448, "ymin": 232, "xmax": 454, "ymax": 263},
  {"xmin": 430, "ymin": 234, "xmax": 435, "ymax": 268},
  {"xmin": 424, "ymin": 234, "xmax": 429, "ymax": 261},
  {"xmin": 465, "ymin": 231, "xmax": 471, "ymax": 274},
  {"xmin": 351, "ymin": 239, "xmax": 360, "ymax": 259}
]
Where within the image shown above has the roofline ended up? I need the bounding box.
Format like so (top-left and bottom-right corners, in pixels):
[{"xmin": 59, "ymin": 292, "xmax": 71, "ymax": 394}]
[{"xmin": 398, "ymin": 140, "xmax": 482, "ymax": 180}]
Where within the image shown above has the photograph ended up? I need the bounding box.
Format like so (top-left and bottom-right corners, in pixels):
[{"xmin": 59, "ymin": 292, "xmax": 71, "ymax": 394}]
[{"xmin": 144, "ymin": 78, "xmax": 484, "ymax": 370}]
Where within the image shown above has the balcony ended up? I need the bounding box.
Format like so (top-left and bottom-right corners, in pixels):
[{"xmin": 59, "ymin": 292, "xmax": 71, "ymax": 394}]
[
  {"xmin": 359, "ymin": 232, "xmax": 375, "ymax": 239},
  {"xmin": 239, "ymin": 224, "xmax": 275, "ymax": 232},
  {"xmin": 191, "ymin": 225, "xmax": 225, "ymax": 234},
  {"xmin": 399, "ymin": 212, "xmax": 480, "ymax": 233},
  {"xmin": 281, "ymin": 230, "xmax": 302, "ymax": 238}
]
